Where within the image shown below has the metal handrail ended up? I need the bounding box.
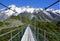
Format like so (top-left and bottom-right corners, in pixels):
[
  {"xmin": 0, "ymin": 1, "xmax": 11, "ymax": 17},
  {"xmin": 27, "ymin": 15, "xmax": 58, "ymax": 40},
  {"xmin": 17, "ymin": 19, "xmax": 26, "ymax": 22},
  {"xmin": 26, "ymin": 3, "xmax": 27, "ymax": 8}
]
[
  {"xmin": 0, "ymin": 28, "xmax": 20, "ymax": 37},
  {"xmin": 0, "ymin": 26, "xmax": 18, "ymax": 31}
]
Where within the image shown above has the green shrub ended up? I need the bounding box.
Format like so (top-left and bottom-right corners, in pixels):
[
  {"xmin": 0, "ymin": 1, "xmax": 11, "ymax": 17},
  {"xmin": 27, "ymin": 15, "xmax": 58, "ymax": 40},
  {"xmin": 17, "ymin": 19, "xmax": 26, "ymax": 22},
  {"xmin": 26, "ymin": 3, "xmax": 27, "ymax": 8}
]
[{"xmin": 0, "ymin": 22, "xmax": 3, "ymax": 27}]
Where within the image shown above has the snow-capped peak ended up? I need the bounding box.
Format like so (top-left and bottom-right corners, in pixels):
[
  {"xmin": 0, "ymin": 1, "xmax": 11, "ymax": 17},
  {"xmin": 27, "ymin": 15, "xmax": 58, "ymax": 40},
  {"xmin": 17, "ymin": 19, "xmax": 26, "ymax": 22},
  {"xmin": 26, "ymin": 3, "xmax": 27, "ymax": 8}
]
[
  {"xmin": 0, "ymin": 5, "xmax": 60, "ymax": 22},
  {"xmin": 52, "ymin": 10, "xmax": 60, "ymax": 13},
  {"xmin": 0, "ymin": 4, "xmax": 60, "ymax": 16}
]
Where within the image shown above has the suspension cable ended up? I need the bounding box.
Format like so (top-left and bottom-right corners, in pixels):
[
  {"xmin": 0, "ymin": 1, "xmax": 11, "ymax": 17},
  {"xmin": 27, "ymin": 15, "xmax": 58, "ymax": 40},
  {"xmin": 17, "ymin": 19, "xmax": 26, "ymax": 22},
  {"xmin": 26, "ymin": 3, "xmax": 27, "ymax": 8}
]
[
  {"xmin": 0, "ymin": 3, "xmax": 18, "ymax": 13},
  {"xmin": 44, "ymin": 0, "xmax": 60, "ymax": 10}
]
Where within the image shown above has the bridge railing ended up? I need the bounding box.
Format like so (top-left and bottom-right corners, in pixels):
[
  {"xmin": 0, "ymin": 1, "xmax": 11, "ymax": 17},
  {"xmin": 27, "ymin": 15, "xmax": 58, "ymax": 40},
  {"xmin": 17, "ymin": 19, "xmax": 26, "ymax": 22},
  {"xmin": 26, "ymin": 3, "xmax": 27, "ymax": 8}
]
[
  {"xmin": 30, "ymin": 26, "xmax": 60, "ymax": 41},
  {"xmin": 0, "ymin": 25, "xmax": 27, "ymax": 41},
  {"xmin": 8, "ymin": 26, "xmax": 26, "ymax": 41}
]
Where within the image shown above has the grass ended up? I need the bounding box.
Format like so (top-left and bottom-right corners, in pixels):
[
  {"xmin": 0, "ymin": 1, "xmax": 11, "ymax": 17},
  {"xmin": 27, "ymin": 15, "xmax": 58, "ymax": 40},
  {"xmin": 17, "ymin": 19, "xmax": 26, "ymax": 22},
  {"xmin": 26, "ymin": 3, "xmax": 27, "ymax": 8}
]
[
  {"xmin": 9, "ymin": 15, "xmax": 20, "ymax": 20},
  {"xmin": 0, "ymin": 22, "xmax": 3, "ymax": 27},
  {"xmin": 30, "ymin": 20, "xmax": 60, "ymax": 41}
]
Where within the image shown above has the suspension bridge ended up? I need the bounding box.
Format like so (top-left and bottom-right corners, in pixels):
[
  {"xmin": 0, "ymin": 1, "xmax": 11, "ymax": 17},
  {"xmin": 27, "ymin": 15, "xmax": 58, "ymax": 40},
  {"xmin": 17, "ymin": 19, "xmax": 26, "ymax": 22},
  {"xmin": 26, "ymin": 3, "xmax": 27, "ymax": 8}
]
[
  {"xmin": 0, "ymin": 25, "xmax": 38, "ymax": 41},
  {"xmin": 0, "ymin": 24, "xmax": 60, "ymax": 41},
  {"xmin": 0, "ymin": 0, "xmax": 60, "ymax": 41}
]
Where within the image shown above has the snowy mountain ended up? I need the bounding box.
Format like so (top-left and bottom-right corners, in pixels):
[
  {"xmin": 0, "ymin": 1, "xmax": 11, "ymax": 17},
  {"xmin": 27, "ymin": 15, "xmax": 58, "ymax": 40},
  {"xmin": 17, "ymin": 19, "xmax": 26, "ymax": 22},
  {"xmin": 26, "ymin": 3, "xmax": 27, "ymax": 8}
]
[{"xmin": 0, "ymin": 5, "xmax": 60, "ymax": 22}]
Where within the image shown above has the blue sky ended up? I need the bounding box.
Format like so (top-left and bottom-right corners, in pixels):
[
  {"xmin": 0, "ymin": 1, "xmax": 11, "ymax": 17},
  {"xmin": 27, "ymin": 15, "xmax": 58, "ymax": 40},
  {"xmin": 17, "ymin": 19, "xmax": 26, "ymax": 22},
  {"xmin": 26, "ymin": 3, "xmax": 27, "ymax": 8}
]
[{"xmin": 0, "ymin": 0, "xmax": 60, "ymax": 9}]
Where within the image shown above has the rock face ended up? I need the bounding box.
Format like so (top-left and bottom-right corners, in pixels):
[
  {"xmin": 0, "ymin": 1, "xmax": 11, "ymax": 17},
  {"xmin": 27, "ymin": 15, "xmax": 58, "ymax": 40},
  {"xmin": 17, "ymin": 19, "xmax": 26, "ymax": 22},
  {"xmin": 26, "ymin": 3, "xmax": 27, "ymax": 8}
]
[{"xmin": 0, "ymin": 11, "xmax": 8, "ymax": 21}]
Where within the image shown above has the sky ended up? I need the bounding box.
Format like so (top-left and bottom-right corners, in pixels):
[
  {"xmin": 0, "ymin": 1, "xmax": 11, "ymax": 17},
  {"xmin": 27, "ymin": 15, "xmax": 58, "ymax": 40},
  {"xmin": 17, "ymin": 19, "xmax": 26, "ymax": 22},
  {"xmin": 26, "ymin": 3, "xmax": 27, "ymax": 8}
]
[{"xmin": 0, "ymin": 0, "xmax": 60, "ymax": 10}]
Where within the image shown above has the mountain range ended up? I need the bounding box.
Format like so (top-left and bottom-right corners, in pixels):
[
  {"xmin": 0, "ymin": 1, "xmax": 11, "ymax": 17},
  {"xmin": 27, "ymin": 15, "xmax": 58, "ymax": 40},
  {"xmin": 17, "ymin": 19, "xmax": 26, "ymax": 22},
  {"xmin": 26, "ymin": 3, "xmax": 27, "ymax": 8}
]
[{"xmin": 0, "ymin": 5, "xmax": 60, "ymax": 23}]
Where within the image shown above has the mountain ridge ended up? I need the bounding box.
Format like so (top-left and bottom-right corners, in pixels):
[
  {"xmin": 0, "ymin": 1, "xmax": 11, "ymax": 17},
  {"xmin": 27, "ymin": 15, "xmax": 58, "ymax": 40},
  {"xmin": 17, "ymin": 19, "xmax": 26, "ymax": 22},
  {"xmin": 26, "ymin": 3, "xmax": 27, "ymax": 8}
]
[{"xmin": 0, "ymin": 5, "xmax": 60, "ymax": 22}]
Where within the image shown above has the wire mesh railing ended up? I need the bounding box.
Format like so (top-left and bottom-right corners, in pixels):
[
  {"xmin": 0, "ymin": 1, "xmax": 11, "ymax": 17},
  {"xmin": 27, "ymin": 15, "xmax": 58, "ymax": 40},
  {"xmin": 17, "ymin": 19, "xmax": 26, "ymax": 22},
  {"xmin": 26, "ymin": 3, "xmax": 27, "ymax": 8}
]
[
  {"xmin": 30, "ymin": 25, "xmax": 60, "ymax": 41},
  {"xmin": 8, "ymin": 26, "xmax": 26, "ymax": 41},
  {"xmin": 0, "ymin": 25, "xmax": 27, "ymax": 41}
]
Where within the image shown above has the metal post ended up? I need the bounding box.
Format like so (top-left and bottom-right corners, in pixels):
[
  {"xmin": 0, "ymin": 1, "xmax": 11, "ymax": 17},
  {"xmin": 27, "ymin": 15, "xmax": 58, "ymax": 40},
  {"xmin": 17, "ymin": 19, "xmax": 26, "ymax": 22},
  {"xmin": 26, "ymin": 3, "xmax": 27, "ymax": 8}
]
[
  {"xmin": 18, "ymin": 29, "xmax": 20, "ymax": 41},
  {"xmin": 10, "ymin": 32, "xmax": 12, "ymax": 41},
  {"xmin": 44, "ymin": 30, "xmax": 46, "ymax": 41}
]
